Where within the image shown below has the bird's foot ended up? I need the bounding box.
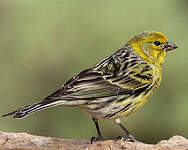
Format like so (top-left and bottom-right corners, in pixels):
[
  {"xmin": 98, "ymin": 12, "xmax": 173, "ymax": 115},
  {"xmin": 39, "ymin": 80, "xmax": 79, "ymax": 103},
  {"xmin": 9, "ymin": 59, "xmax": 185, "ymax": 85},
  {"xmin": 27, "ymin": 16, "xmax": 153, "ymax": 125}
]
[
  {"xmin": 114, "ymin": 136, "xmax": 136, "ymax": 142},
  {"xmin": 91, "ymin": 136, "xmax": 104, "ymax": 144}
]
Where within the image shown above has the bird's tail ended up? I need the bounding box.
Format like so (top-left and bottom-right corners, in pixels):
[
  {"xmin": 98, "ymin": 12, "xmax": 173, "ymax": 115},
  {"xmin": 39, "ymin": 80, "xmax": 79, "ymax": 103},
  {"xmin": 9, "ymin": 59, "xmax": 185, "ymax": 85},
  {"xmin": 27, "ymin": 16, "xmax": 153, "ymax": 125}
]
[{"xmin": 2, "ymin": 99, "xmax": 64, "ymax": 119}]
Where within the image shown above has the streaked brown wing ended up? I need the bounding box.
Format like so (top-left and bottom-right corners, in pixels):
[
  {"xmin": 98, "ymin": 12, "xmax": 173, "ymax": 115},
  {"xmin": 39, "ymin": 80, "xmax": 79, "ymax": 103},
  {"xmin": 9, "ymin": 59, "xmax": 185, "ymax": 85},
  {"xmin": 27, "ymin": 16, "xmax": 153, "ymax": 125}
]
[
  {"xmin": 45, "ymin": 68, "xmax": 133, "ymax": 100},
  {"xmin": 44, "ymin": 46, "xmax": 154, "ymax": 102}
]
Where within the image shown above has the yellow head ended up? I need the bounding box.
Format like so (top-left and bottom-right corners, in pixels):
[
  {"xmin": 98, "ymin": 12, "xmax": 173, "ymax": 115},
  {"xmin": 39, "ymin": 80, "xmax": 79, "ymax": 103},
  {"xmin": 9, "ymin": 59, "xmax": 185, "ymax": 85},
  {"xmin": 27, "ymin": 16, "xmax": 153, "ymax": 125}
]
[{"xmin": 127, "ymin": 31, "xmax": 177, "ymax": 66}]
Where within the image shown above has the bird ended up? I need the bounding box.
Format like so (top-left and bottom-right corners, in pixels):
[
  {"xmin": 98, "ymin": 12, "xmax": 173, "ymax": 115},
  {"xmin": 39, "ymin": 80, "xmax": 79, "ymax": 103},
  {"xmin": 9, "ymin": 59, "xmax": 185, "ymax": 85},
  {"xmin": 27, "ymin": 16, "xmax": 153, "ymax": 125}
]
[{"xmin": 2, "ymin": 31, "xmax": 177, "ymax": 143}]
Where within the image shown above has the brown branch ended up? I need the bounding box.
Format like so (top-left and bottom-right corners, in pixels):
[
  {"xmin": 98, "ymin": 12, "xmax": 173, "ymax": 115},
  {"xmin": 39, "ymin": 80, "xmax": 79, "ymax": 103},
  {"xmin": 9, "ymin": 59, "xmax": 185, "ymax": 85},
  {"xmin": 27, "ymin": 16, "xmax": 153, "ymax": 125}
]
[{"xmin": 0, "ymin": 131, "xmax": 187, "ymax": 150}]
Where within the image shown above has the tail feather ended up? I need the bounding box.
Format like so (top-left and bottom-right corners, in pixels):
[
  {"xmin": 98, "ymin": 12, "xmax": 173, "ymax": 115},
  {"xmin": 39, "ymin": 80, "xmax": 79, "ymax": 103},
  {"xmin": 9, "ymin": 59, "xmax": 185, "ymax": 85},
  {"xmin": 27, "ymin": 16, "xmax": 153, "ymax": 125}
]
[{"xmin": 2, "ymin": 100, "xmax": 62, "ymax": 119}]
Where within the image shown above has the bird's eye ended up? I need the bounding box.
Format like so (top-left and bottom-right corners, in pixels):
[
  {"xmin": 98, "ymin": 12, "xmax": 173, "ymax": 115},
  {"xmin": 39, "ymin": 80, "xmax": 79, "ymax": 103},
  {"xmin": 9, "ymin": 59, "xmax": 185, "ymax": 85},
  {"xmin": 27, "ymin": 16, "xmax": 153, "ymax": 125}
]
[{"xmin": 154, "ymin": 41, "xmax": 161, "ymax": 46}]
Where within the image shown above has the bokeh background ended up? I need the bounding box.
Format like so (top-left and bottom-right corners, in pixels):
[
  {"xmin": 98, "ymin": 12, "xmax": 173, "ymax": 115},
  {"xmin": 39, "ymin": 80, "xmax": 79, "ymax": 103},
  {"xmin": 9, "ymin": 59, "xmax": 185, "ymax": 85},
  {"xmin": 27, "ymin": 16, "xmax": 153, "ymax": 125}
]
[{"xmin": 0, "ymin": 0, "xmax": 187, "ymax": 144}]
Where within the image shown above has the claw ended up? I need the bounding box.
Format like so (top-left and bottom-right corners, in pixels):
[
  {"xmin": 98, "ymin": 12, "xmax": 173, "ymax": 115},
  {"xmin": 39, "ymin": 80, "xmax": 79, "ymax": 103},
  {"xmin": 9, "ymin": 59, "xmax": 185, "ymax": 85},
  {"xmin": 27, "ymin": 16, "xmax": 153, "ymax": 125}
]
[
  {"xmin": 91, "ymin": 136, "xmax": 104, "ymax": 144},
  {"xmin": 114, "ymin": 136, "xmax": 136, "ymax": 142}
]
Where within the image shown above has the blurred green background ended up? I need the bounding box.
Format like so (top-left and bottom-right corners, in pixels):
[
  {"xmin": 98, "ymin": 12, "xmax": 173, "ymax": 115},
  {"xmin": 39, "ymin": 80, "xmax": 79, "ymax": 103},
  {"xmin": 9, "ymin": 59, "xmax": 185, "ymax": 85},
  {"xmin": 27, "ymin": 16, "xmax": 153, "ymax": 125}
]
[{"xmin": 0, "ymin": 0, "xmax": 187, "ymax": 144}]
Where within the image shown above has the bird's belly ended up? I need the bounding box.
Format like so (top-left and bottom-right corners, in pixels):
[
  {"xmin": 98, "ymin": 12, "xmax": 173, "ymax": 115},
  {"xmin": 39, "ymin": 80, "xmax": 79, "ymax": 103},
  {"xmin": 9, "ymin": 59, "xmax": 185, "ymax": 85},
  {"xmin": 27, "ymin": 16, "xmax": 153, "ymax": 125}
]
[
  {"xmin": 113, "ymin": 93, "xmax": 150, "ymax": 119},
  {"xmin": 82, "ymin": 81, "xmax": 160, "ymax": 120},
  {"xmin": 111, "ymin": 81, "xmax": 160, "ymax": 119}
]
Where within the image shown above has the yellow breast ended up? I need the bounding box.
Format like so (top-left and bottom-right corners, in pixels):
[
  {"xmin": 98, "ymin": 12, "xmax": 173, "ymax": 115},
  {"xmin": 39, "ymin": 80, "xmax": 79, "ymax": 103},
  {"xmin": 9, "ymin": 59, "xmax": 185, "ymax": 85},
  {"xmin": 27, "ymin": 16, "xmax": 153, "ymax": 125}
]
[{"xmin": 111, "ymin": 64, "xmax": 161, "ymax": 119}]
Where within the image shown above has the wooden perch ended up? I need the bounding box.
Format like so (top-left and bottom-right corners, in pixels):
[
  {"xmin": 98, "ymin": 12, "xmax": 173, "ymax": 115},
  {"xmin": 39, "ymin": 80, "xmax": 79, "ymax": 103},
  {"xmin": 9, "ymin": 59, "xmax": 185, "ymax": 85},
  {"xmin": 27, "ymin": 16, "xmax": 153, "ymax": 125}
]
[{"xmin": 0, "ymin": 131, "xmax": 187, "ymax": 150}]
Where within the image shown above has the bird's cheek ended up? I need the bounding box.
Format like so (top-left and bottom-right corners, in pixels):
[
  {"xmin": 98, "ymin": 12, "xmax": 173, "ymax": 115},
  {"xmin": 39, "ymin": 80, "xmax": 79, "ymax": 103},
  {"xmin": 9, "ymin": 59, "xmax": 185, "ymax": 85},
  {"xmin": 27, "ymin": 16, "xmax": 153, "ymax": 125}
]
[{"xmin": 140, "ymin": 44, "xmax": 150, "ymax": 55}]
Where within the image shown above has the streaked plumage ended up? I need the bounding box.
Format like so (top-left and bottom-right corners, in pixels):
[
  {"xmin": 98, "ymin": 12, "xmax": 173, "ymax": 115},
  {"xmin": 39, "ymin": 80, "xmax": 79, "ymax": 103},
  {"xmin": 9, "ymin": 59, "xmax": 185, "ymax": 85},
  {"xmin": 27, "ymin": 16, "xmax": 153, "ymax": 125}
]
[{"xmin": 2, "ymin": 31, "xmax": 177, "ymax": 142}]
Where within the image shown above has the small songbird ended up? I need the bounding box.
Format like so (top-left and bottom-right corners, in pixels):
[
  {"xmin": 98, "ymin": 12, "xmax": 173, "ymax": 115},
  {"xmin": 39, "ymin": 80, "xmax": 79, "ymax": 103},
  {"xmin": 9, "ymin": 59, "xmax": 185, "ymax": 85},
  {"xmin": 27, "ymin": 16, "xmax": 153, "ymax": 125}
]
[{"xmin": 2, "ymin": 31, "xmax": 177, "ymax": 143}]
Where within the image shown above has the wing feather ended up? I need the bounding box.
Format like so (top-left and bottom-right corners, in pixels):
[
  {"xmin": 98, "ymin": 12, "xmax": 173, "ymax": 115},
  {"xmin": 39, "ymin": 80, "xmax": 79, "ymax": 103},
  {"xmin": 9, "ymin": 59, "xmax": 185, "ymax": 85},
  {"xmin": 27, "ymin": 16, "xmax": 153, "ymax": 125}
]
[{"xmin": 45, "ymin": 46, "xmax": 154, "ymax": 104}]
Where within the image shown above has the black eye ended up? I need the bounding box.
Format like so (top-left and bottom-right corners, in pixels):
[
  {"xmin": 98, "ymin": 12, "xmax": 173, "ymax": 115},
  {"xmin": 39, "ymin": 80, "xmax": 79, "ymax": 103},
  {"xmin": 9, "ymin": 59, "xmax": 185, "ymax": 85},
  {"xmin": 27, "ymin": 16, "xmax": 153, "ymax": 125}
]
[{"xmin": 154, "ymin": 41, "xmax": 161, "ymax": 46}]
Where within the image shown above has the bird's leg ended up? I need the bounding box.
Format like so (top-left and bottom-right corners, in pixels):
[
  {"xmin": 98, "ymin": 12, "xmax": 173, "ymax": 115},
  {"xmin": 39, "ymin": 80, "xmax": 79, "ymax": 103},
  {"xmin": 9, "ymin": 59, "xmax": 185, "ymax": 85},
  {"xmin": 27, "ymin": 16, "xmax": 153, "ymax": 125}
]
[
  {"xmin": 91, "ymin": 118, "xmax": 104, "ymax": 144},
  {"xmin": 114, "ymin": 118, "xmax": 136, "ymax": 142}
]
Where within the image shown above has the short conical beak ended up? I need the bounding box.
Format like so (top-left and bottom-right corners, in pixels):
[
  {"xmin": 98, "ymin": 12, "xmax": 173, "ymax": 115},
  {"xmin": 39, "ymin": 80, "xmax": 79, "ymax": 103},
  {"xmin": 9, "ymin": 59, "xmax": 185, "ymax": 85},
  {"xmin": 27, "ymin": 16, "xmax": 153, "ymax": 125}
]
[{"xmin": 164, "ymin": 41, "xmax": 178, "ymax": 51}]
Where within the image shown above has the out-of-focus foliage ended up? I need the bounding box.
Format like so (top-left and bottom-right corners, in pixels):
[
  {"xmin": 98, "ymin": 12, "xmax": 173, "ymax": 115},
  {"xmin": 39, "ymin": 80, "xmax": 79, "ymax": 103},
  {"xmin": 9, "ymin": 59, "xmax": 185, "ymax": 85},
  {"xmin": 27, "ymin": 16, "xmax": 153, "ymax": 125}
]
[{"xmin": 0, "ymin": 0, "xmax": 187, "ymax": 143}]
